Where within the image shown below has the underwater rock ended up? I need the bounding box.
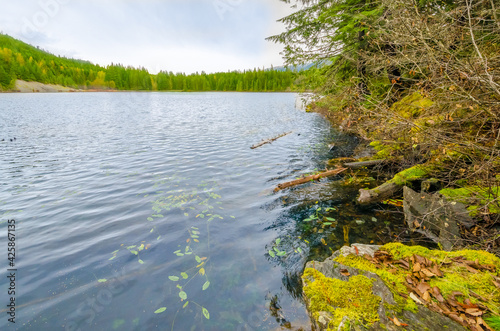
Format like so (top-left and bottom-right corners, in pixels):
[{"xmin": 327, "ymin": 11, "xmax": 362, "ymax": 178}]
[
  {"xmin": 302, "ymin": 243, "xmax": 467, "ymax": 331},
  {"xmin": 403, "ymin": 186, "xmax": 473, "ymax": 250}
]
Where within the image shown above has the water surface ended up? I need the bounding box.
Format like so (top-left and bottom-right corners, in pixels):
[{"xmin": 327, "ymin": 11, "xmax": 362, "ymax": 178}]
[{"xmin": 0, "ymin": 92, "xmax": 413, "ymax": 331}]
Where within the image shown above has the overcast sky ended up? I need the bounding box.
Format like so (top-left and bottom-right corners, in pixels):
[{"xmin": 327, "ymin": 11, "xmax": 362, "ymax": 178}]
[{"xmin": 0, "ymin": 0, "xmax": 295, "ymax": 74}]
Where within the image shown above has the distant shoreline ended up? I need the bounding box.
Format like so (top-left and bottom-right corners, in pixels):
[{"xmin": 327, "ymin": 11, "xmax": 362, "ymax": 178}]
[{"xmin": 1, "ymin": 80, "xmax": 298, "ymax": 94}]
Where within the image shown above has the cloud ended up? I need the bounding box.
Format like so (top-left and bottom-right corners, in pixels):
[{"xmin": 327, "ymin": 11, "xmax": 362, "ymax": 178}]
[{"xmin": 0, "ymin": 0, "xmax": 295, "ymax": 73}]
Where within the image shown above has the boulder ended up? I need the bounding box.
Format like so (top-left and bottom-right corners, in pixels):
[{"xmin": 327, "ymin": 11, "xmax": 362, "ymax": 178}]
[
  {"xmin": 403, "ymin": 186, "xmax": 474, "ymax": 250},
  {"xmin": 302, "ymin": 244, "xmax": 466, "ymax": 331}
]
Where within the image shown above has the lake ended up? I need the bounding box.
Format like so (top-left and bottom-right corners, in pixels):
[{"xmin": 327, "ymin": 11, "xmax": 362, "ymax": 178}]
[{"xmin": 0, "ymin": 92, "xmax": 413, "ymax": 330}]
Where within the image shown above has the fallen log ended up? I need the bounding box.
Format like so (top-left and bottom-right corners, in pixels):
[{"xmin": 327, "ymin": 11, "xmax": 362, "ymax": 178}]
[
  {"xmin": 251, "ymin": 131, "xmax": 293, "ymax": 149},
  {"xmin": 274, "ymin": 167, "xmax": 347, "ymax": 192},
  {"xmin": 357, "ymin": 164, "xmax": 430, "ymax": 204},
  {"xmin": 358, "ymin": 181, "xmax": 402, "ymax": 204},
  {"xmin": 343, "ymin": 159, "xmax": 386, "ymax": 169}
]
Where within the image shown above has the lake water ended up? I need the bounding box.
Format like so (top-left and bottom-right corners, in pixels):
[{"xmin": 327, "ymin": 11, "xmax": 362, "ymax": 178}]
[{"xmin": 0, "ymin": 92, "xmax": 415, "ymax": 331}]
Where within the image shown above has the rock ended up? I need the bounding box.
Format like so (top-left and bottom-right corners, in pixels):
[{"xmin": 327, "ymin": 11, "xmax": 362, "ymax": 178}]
[
  {"xmin": 403, "ymin": 186, "xmax": 474, "ymax": 250},
  {"xmin": 302, "ymin": 244, "xmax": 466, "ymax": 331}
]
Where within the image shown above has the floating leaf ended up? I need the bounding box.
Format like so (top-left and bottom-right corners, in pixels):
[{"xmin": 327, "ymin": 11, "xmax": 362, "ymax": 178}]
[
  {"xmin": 130, "ymin": 250, "xmax": 138, "ymax": 255},
  {"xmin": 169, "ymin": 276, "xmax": 180, "ymax": 281},
  {"xmin": 138, "ymin": 244, "xmax": 145, "ymax": 251},
  {"xmin": 150, "ymin": 228, "xmax": 154, "ymax": 233},
  {"xmin": 183, "ymin": 301, "xmax": 189, "ymax": 309},
  {"xmin": 184, "ymin": 213, "xmax": 189, "ymax": 217},
  {"xmin": 98, "ymin": 279, "xmax": 107, "ymax": 283},
  {"xmin": 157, "ymin": 235, "xmax": 161, "ymax": 240},
  {"xmin": 230, "ymin": 216, "xmax": 235, "ymax": 219},
  {"xmin": 202, "ymin": 281, "xmax": 210, "ymax": 290},
  {"xmin": 181, "ymin": 272, "xmax": 188, "ymax": 279},
  {"xmin": 154, "ymin": 307, "xmax": 167, "ymax": 314},
  {"xmin": 202, "ymin": 307, "xmax": 210, "ymax": 320},
  {"xmin": 179, "ymin": 291, "xmax": 187, "ymax": 300},
  {"xmin": 195, "ymin": 256, "xmax": 202, "ymax": 263},
  {"xmin": 199, "ymin": 268, "xmax": 205, "ymax": 276},
  {"xmin": 109, "ymin": 256, "xmax": 116, "ymax": 261},
  {"xmin": 269, "ymin": 250, "xmax": 275, "ymax": 257},
  {"xmin": 138, "ymin": 259, "xmax": 144, "ymax": 264},
  {"xmin": 147, "ymin": 217, "xmax": 153, "ymax": 221},
  {"xmin": 127, "ymin": 245, "xmax": 137, "ymax": 250}
]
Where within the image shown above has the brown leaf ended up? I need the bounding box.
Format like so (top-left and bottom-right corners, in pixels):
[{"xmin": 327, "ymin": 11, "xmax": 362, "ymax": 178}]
[
  {"xmin": 410, "ymin": 292, "xmax": 424, "ymax": 305},
  {"xmin": 416, "ymin": 282, "xmax": 431, "ymax": 294},
  {"xmin": 340, "ymin": 269, "xmax": 350, "ymax": 277},
  {"xmin": 493, "ymin": 281, "xmax": 500, "ymax": 289},
  {"xmin": 422, "ymin": 291, "xmax": 431, "ymax": 302},
  {"xmin": 465, "ymin": 308, "xmax": 483, "ymax": 317},
  {"xmin": 430, "ymin": 264, "xmax": 443, "ymax": 277},
  {"xmin": 431, "ymin": 286, "xmax": 445, "ymax": 303},
  {"xmin": 462, "ymin": 263, "xmax": 479, "ymax": 274},
  {"xmin": 421, "ymin": 268, "xmax": 437, "ymax": 278},
  {"xmin": 391, "ymin": 316, "xmax": 402, "ymax": 326},
  {"xmin": 413, "ymin": 262, "xmax": 421, "ymax": 272},
  {"xmin": 406, "ymin": 276, "xmax": 414, "ymax": 285}
]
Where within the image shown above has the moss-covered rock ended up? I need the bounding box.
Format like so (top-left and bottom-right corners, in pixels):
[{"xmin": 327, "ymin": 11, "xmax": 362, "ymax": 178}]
[
  {"xmin": 439, "ymin": 186, "xmax": 500, "ymax": 216},
  {"xmin": 302, "ymin": 244, "xmax": 468, "ymax": 330}
]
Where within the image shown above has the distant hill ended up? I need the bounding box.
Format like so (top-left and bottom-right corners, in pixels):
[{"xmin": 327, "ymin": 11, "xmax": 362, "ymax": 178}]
[{"xmin": 0, "ymin": 34, "xmax": 299, "ymax": 92}]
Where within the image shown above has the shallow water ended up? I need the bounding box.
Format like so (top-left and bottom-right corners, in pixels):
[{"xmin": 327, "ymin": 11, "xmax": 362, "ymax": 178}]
[{"xmin": 0, "ymin": 92, "xmax": 417, "ymax": 331}]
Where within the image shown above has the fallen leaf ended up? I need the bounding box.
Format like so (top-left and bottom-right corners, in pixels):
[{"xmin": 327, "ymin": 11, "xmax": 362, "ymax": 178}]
[
  {"xmin": 422, "ymin": 291, "xmax": 431, "ymax": 302},
  {"xmin": 413, "ymin": 262, "xmax": 421, "ymax": 272},
  {"xmin": 410, "ymin": 292, "xmax": 424, "ymax": 305},
  {"xmin": 340, "ymin": 269, "xmax": 350, "ymax": 277}
]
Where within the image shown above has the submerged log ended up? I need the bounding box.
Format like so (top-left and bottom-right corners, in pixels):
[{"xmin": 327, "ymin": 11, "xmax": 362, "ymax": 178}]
[
  {"xmin": 343, "ymin": 159, "xmax": 386, "ymax": 169},
  {"xmin": 274, "ymin": 167, "xmax": 347, "ymax": 192},
  {"xmin": 251, "ymin": 131, "xmax": 293, "ymax": 149}
]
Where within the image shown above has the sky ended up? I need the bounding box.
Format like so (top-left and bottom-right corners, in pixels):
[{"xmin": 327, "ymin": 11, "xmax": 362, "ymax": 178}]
[{"xmin": 0, "ymin": 0, "xmax": 296, "ymax": 74}]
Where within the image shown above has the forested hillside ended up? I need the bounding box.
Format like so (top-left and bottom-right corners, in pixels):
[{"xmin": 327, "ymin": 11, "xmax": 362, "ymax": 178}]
[{"xmin": 0, "ymin": 33, "xmax": 296, "ymax": 92}]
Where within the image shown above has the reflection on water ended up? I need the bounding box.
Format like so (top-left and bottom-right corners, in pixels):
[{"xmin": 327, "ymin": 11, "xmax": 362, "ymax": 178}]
[{"xmin": 0, "ymin": 92, "xmax": 425, "ymax": 331}]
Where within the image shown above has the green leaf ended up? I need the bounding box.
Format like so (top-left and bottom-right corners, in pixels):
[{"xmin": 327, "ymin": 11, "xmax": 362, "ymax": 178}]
[
  {"xmin": 181, "ymin": 272, "xmax": 188, "ymax": 279},
  {"xmin": 323, "ymin": 222, "xmax": 332, "ymax": 225},
  {"xmin": 326, "ymin": 217, "xmax": 336, "ymax": 221},
  {"xmin": 195, "ymin": 256, "xmax": 202, "ymax": 263},
  {"xmin": 269, "ymin": 250, "xmax": 275, "ymax": 257},
  {"xmin": 275, "ymin": 238, "xmax": 281, "ymax": 245},
  {"xmin": 184, "ymin": 213, "xmax": 189, "ymax": 217},
  {"xmin": 202, "ymin": 281, "xmax": 210, "ymax": 290},
  {"xmin": 154, "ymin": 307, "xmax": 166, "ymax": 314},
  {"xmin": 126, "ymin": 245, "xmax": 136, "ymax": 249},
  {"xmin": 109, "ymin": 256, "xmax": 116, "ymax": 261},
  {"xmin": 202, "ymin": 307, "xmax": 210, "ymax": 320},
  {"xmin": 179, "ymin": 291, "xmax": 187, "ymax": 300},
  {"xmin": 297, "ymin": 247, "xmax": 303, "ymax": 253},
  {"xmin": 183, "ymin": 301, "xmax": 189, "ymax": 309},
  {"xmin": 277, "ymin": 251, "xmax": 287, "ymax": 256},
  {"xmin": 169, "ymin": 276, "xmax": 180, "ymax": 281},
  {"xmin": 147, "ymin": 217, "xmax": 153, "ymax": 221},
  {"xmin": 138, "ymin": 259, "xmax": 144, "ymax": 264},
  {"xmin": 130, "ymin": 250, "xmax": 138, "ymax": 255},
  {"xmin": 98, "ymin": 279, "xmax": 107, "ymax": 283},
  {"xmin": 273, "ymin": 246, "xmax": 279, "ymax": 252}
]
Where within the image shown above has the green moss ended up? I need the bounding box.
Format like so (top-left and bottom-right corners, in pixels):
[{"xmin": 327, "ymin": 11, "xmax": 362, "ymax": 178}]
[
  {"xmin": 439, "ymin": 186, "xmax": 500, "ymax": 215},
  {"xmin": 391, "ymin": 92, "xmax": 434, "ymax": 119},
  {"xmin": 390, "ymin": 165, "xmax": 430, "ymax": 186},
  {"xmin": 332, "ymin": 243, "xmax": 500, "ymax": 323},
  {"xmin": 302, "ymin": 268, "xmax": 381, "ymax": 330},
  {"xmin": 335, "ymin": 254, "xmax": 417, "ymax": 313}
]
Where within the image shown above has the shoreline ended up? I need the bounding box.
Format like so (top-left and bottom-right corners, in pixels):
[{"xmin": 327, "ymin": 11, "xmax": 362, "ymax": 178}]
[{"xmin": 1, "ymin": 80, "xmax": 299, "ymax": 94}]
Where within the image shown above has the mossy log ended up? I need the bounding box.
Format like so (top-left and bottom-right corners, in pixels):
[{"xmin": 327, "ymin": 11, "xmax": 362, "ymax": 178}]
[
  {"xmin": 274, "ymin": 167, "xmax": 347, "ymax": 192},
  {"xmin": 343, "ymin": 159, "xmax": 386, "ymax": 169},
  {"xmin": 358, "ymin": 165, "xmax": 430, "ymax": 204},
  {"xmin": 250, "ymin": 131, "xmax": 292, "ymax": 149}
]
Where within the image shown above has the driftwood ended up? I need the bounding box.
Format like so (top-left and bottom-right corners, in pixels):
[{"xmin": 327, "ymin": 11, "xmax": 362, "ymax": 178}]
[
  {"xmin": 343, "ymin": 159, "xmax": 386, "ymax": 169},
  {"xmin": 274, "ymin": 167, "xmax": 347, "ymax": 192},
  {"xmin": 358, "ymin": 182, "xmax": 402, "ymax": 204},
  {"xmin": 251, "ymin": 131, "xmax": 292, "ymax": 149}
]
